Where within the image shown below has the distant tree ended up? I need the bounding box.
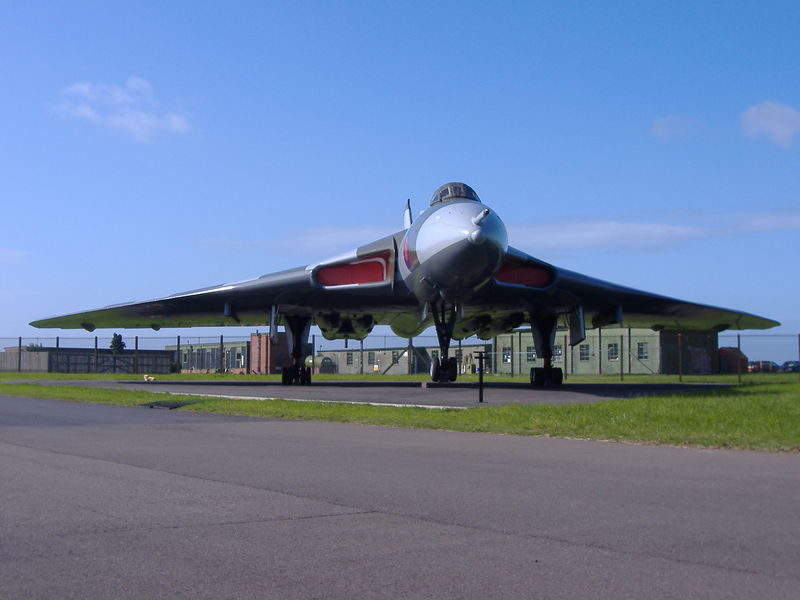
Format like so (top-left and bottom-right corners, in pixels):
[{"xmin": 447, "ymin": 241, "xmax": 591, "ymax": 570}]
[
  {"xmin": 25, "ymin": 343, "xmax": 44, "ymax": 352},
  {"xmin": 109, "ymin": 333, "xmax": 126, "ymax": 354}
]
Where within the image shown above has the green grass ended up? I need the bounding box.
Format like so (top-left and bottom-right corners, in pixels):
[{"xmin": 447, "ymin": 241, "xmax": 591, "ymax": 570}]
[{"xmin": 1, "ymin": 380, "xmax": 799, "ymax": 452}]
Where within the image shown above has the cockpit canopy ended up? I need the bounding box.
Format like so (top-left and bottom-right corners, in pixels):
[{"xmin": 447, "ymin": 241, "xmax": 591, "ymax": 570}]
[{"xmin": 430, "ymin": 182, "xmax": 481, "ymax": 206}]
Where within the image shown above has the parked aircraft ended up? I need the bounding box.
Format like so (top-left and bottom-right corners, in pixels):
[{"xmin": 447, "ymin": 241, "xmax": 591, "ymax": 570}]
[{"xmin": 31, "ymin": 182, "xmax": 779, "ymax": 385}]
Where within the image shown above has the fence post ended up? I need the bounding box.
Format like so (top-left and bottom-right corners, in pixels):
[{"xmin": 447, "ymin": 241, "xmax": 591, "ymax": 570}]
[
  {"xmin": 219, "ymin": 335, "xmax": 224, "ymax": 372},
  {"xmin": 17, "ymin": 337, "xmax": 22, "ymax": 372},
  {"xmin": 55, "ymin": 336, "xmax": 60, "ymax": 373},
  {"xmin": 737, "ymin": 334, "xmax": 742, "ymax": 384},
  {"xmin": 678, "ymin": 332, "xmax": 683, "ymax": 383},
  {"xmin": 94, "ymin": 336, "xmax": 98, "ymax": 373},
  {"xmin": 628, "ymin": 328, "xmax": 632, "ymax": 374},
  {"xmin": 563, "ymin": 334, "xmax": 568, "ymax": 380},
  {"xmin": 598, "ymin": 328, "xmax": 603, "ymax": 375},
  {"xmin": 176, "ymin": 335, "xmax": 181, "ymax": 374},
  {"xmin": 510, "ymin": 333, "xmax": 514, "ymax": 377},
  {"xmin": 620, "ymin": 334, "xmax": 624, "ymax": 382},
  {"xmin": 134, "ymin": 336, "xmax": 139, "ymax": 374},
  {"xmin": 477, "ymin": 351, "xmax": 485, "ymax": 403}
]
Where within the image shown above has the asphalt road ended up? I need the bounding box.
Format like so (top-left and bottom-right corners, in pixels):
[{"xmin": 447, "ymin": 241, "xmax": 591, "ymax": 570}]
[
  {"xmin": 2, "ymin": 394, "xmax": 798, "ymax": 599},
  {"xmin": 27, "ymin": 378, "xmax": 731, "ymax": 408}
]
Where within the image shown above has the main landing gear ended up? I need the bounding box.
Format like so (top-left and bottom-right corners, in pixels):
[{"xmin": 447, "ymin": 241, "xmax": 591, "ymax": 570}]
[
  {"xmin": 430, "ymin": 302, "xmax": 459, "ymax": 383},
  {"xmin": 530, "ymin": 314, "xmax": 563, "ymax": 387},
  {"xmin": 281, "ymin": 315, "xmax": 312, "ymax": 386},
  {"xmin": 530, "ymin": 365, "xmax": 563, "ymax": 386}
]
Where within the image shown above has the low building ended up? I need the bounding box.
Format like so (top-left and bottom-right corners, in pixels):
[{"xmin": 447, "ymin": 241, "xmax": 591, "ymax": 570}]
[
  {"xmin": 490, "ymin": 327, "xmax": 720, "ymax": 376},
  {"xmin": 0, "ymin": 345, "xmax": 173, "ymax": 374},
  {"xmin": 315, "ymin": 342, "xmax": 493, "ymax": 376},
  {"xmin": 166, "ymin": 333, "xmax": 310, "ymax": 374}
]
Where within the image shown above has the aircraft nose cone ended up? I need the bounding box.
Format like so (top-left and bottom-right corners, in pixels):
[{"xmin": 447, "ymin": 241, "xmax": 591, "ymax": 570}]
[
  {"xmin": 413, "ymin": 203, "xmax": 508, "ymax": 301},
  {"xmin": 468, "ymin": 208, "xmax": 508, "ymax": 253}
]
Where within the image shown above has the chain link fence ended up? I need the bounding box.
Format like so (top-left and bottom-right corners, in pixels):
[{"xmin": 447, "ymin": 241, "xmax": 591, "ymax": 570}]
[{"xmin": 2, "ymin": 331, "xmax": 798, "ymax": 376}]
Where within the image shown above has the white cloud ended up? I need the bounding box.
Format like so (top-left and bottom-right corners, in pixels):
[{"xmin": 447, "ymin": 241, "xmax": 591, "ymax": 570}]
[
  {"xmin": 650, "ymin": 115, "xmax": 705, "ymax": 139},
  {"xmin": 508, "ymin": 211, "xmax": 800, "ymax": 253},
  {"xmin": 194, "ymin": 212, "xmax": 800, "ymax": 259},
  {"xmin": 740, "ymin": 101, "xmax": 800, "ymax": 147},
  {"xmin": 0, "ymin": 249, "xmax": 27, "ymax": 263},
  {"xmin": 196, "ymin": 226, "xmax": 396, "ymax": 258},
  {"xmin": 55, "ymin": 76, "xmax": 189, "ymax": 142},
  {"xmin": 509, "ymin": 221, "xmax": 705, "ymax": 252}
]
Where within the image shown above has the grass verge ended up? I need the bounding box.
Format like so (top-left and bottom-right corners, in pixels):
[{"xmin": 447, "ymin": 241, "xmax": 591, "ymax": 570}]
[{"xmin": 1, "ymin": 381, "xmax": 799, "ymax": 452}]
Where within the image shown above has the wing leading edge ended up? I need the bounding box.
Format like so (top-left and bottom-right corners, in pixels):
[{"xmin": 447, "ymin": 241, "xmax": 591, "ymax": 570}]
[
  {"xmin": 29, "ymin": 265, "xmax": 316, "ymax": 330},
  {"xmin": 491, "ymin": 246, "xmax": 779, "ymax": 332}
]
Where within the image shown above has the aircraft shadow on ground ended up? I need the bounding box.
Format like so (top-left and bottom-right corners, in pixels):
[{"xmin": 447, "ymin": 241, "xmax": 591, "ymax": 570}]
[{"xmin": 120, "ymin": 380, "xmax": 732, "ymax": 399}]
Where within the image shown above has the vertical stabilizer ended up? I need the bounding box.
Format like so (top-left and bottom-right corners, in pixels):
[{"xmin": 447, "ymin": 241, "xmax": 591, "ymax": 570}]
[{"xmin": 403, "ymin": 199, "xmax": 413, "ymax": 229}]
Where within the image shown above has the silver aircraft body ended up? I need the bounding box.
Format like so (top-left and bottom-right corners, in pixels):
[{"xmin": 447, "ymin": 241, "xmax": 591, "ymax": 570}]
[{"xmin": 32, "ymin": 182, "xmax": 779, "ymax": 384}]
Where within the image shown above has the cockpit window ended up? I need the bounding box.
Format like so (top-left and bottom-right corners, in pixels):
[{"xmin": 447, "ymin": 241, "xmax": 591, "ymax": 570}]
[{"xmin": 430, "ymin": 182, "xmax": 480, "ymax": 205}]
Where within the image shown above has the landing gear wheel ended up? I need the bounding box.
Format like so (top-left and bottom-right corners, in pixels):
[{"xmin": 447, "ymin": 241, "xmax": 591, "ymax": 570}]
[
  {"xmin": 301, "ymin": 366, "xmax": 312, "ymax": 385},
  {"xmin": 430, "ymin": 360, "xmax": 440, "ymax": 382},
  {"xmin": 447, "ymin": 357, "xmax": 458, "ymax": 382},
  {"xmin": 530, "ymin": 367, "xmax": 563, "ymax": 387}
]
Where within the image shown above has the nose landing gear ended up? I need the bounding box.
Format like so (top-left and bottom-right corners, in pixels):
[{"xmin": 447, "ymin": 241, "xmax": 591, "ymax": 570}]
[{"xmin": 430, "ymin": 355, "xmax": 458, "ymax": 383}]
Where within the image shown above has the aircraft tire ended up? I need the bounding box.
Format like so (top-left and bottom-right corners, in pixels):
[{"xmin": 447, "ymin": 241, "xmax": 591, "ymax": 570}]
[
  {"xmin": 447, "ymin": 357, "xmax": 458, "ymax": 382},
  {"xmin": 530, "ymin": 367, "xmax": 545, "ymax": 387},
  {"xmin": 301, "ymin": 367, "xmax": 312, "ymax": 385},
  {"xmin": 281, "ymin": 369, "xmax": 289, "ymax": 385},
  {"xmin": 430, "ymin": 360, "xmax": 440, "ymax": 382},
  {"xmin": 549, "ymin": 367, "xmax": 563, "ymax": 385}
]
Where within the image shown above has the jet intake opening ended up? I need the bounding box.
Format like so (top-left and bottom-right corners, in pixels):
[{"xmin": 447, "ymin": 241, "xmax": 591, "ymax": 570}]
[
  {"xmin": 316, "ymin": 251, "xmax": 392, "ymax": 287},
  {"xmin": 494, "ymin": 260, "xmax": 553, "ymax": 288}
]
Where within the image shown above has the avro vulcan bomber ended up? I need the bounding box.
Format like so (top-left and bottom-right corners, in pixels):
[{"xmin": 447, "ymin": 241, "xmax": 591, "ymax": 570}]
[{"xmin": 32, "ymin": 183, "xmax": 779, "ymax": 385}]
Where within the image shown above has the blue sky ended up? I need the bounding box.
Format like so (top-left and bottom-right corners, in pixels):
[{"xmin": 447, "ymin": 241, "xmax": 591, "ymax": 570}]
[{"xmin": 2, "ymin": 1, "xmax": 798, "ymax": 347}]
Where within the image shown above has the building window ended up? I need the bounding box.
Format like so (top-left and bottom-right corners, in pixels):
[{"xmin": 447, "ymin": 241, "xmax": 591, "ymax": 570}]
[
  {"xmin": 526, "ymin": 346, "xmax": 536, "ymax": 361},
  {"xmin": 346, "ymin": 352, "xmax": 353, "ymax": 365},
  {"xmin": 637, "ymin": 342, "xmax": 649, "ymax": 360},
  {"xmin": 502, "ymin": 346, "xmax": 512, "ymax": 363},
  {"xmin": 579, "ymin": 344, "xmax": 590, "ymax": 361},
  {"xmin": 553, "ymin": 345, "xmax": 562, "ymax": 362},
  {"xmin": 368, "ymin": 351, "xmax": 376, "ymax": 365},
  {"xmin": 392, "ymin": 350, "xmax": 399, "ymax": 362},
  {"xmin": 431, "ymin": 349, "xmax": 439, "ymax": 361},
  {"xmin": 608, "ymin": 343, "xmax": 619, "ymax": 361}
]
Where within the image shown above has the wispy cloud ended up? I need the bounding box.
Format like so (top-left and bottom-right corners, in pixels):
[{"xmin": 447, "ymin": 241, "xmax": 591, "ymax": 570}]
[
  {"xmin": 740, "ymin": 101, "xmax": 800, "ymax": 147},
  {"xmin": 196, "ymin": 226, "xmax": 396, "ymax": 257},
  {"xmin": 509, "ymin": 221, "xmax": 705, "ymax": 252},
  {"xmin": 650, "ymin": 115, "xmax": 706, "ymax": 139},
  {"xmin": 0, "ymin": 249, "xmax": 27, "ymax": 263},
  {"xmin": 0, "ymin": 289, "xmax": 38, "ymax": 303},
  {"xmin": 508, "ymin": 211, "xmax": 800, "ymax": 253},
  {"xmin": 196, "ymin": 212, "xmax": 800, "ymax": 259},
  {"xmin": 54, "ymin": 76, "xmax": 189, "ymax": 142}
]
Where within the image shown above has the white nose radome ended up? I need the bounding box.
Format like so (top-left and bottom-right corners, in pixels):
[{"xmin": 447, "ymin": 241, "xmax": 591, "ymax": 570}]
[{"xmin": 416, "ymin": 204, "xmax": 508, "ymax": 263}]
